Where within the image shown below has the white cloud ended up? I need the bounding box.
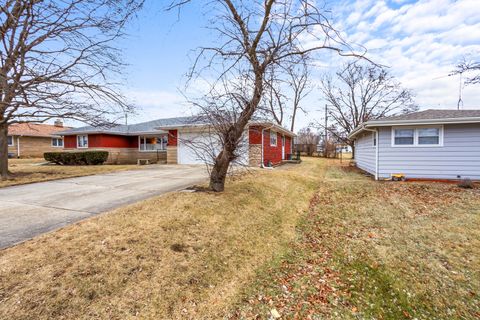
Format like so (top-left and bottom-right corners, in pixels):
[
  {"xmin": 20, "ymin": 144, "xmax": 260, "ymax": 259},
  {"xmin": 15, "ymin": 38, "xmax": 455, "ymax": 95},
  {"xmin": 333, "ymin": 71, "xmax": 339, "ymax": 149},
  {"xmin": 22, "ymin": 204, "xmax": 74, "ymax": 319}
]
[
  {"xmin": 326, "ymin": 0, "xmax": 480, "ymax": 110},
  {"xmin": 125, "ymin": 89, "xmax": 194, "ymax": 123},
  {"xmin": 116, "ymin": 0, "xmax": 480, "ymax": 132}
]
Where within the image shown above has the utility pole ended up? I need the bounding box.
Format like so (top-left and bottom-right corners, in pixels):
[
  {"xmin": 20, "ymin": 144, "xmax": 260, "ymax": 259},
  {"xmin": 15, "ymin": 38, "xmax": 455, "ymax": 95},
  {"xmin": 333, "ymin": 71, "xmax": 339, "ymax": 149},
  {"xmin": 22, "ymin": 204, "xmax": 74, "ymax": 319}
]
[{"xmin": 324, "ymin": 104, "xmax": 328, "ymax": 157}]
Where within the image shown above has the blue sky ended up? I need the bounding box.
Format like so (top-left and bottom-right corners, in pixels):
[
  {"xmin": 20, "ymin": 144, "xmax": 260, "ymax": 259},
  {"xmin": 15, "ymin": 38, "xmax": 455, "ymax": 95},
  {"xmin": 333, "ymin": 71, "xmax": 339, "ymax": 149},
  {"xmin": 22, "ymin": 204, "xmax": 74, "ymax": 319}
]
[{"xmin": 64, "ymin": 0, "xmax": 480, "ymax": 130}]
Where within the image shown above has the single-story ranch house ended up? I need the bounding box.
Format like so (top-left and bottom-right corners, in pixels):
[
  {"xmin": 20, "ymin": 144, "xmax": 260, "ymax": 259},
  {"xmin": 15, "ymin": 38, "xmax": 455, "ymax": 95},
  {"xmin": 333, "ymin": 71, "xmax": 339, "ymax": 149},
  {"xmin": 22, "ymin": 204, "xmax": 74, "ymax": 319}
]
[
  {"xmin": 349, "ymin": 109, "xmax": 480, "ymax": 181},
  {"xmin": 8, "ymin": 121, "xmax": 69, "ymax": 158},
  {"xmin": 59, "ymin": 116, "xmax": 295, "ymax": 166}
]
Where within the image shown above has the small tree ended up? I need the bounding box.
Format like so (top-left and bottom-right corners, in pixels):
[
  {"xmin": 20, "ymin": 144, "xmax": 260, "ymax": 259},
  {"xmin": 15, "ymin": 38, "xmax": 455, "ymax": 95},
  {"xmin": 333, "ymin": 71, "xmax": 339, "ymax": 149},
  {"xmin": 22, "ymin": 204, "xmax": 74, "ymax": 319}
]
[
  {"xmin": 319, "ymin": 62, "xmax": 417, "ymax": 157},
  {"xmin": 0, "ymin": 0, "xmax": 143, "ymax": 180},
  {"xmin": 170, "ymin": 0, "xmax": 370, "ymax": 192}
]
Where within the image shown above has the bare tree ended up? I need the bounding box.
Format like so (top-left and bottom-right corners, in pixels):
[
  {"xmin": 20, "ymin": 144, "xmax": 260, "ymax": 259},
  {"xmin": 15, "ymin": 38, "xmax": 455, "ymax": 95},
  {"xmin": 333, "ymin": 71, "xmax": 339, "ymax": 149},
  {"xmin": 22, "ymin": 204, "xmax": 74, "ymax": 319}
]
[
  {"xmin": 295, "ymin": 127, "xmax": 320, "ymax": 156},
  {"xmin": 0, "ymin": 0, "xmax": 144, "ymax": 180},
  {"xmin": 263, "ymin": 68, "xmax": 286, "ymax": 126},
  {"xmin": 263, "ymin": 58, "xmax": 312, "ymax": 132},
  {"xmin": 319, "ymin": 62, "xmax": 417, "ymax": 157},
  {"xmin": 454, "ymin": 58, "xmax": 480, "ymax": 85},
  {"xmin": 287, "ymin": 60, "xmax": 312, "ymax": 132},
  {"xmin": 169, "ymin": 0, "xmax": 370, "ymax": 192}
]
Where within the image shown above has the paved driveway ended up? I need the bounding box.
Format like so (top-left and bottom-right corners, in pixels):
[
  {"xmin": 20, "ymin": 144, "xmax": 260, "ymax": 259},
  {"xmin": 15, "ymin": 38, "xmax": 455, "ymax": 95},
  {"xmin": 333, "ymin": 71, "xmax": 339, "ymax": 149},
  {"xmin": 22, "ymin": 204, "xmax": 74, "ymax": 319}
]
[{"xmin": 0, "ymin": 165, "xmax": 208, "ymax": 249}]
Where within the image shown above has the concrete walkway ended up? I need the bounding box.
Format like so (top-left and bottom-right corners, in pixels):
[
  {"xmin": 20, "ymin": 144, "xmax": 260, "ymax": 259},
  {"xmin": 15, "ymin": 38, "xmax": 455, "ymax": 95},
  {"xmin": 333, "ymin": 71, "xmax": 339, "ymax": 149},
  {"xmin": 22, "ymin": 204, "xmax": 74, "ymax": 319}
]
[{"xmin": 0, "ymin": 165, "xmax": 208, "ymax": 249}]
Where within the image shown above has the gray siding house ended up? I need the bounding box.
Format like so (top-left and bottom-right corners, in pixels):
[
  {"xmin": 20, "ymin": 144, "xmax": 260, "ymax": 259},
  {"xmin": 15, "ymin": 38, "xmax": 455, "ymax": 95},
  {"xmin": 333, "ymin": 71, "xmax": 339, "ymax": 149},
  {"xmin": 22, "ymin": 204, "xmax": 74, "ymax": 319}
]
[{"xmin": 349, "ymin": 109, "xmax": 480, "ymax": 180}]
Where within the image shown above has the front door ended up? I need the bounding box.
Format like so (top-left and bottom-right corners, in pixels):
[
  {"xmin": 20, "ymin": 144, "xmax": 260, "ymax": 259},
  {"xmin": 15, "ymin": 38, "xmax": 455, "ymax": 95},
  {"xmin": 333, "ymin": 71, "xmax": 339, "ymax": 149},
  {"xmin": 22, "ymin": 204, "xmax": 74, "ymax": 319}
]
[{"xmin": 282, "ymin": 136, "xmax": 286, "ymax": 160}]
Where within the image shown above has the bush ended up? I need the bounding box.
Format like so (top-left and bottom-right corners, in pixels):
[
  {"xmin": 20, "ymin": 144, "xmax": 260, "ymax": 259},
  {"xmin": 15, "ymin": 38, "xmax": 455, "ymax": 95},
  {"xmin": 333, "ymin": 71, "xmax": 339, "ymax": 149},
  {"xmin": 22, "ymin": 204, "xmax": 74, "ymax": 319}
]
[
  {"xmin": 84, "ymin": 151, "xmax": 109, "ymax": 165},
  {"xmin": 44, "ymin": 151, "xmax": 109, "ymax": 165}
]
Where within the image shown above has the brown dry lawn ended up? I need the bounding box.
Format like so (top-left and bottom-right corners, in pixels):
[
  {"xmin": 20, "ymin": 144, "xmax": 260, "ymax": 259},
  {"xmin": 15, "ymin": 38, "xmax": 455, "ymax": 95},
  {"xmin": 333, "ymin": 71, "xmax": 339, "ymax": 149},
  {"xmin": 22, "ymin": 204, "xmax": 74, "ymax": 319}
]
[
  {"xmin": 233, "ymin": 161, "xmax": 480, "ymax": 319},
  {"xmin": 1, "ymin": 158, "xmax": 479, "ymax": 319},
  {"xmin": 1, "ymin": 158, "xmax": 137, "ymax": 188},
  {"xmin": 0, "ymin": 158, "xmax": 323, "ymax": 319}
]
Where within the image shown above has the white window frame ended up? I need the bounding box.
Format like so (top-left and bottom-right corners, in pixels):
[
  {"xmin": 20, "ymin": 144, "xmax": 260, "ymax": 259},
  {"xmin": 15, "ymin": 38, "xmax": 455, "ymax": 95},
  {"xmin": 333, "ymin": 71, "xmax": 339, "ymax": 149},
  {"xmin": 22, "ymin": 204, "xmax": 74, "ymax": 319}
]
[
  {"xmin": 7, "ymin": 135, "xmax": 14, "ymax": 147},
  {"xmin": 391, "ymin": 125, "xmax": 444, "ymax": 147},
  {"xmin": 270, "ymin": 130, "xmax": 277, "ymax": 147},
  {"xmin": 51, "ymin": 137, "xmax": 63, "ymax": 147},
  {"xmin": 138, "ymin": 135, "xmax": 168, "ymax": 152},
  {"xmin": 77, "ymin": 135, "xmax": 88, "ymax": 148}
]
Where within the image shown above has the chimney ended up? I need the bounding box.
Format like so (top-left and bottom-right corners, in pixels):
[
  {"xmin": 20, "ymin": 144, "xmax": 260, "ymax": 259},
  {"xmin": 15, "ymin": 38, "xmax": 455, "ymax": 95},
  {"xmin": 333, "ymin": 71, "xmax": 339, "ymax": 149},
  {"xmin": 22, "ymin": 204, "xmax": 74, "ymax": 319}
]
[{"xmin": 54, "ymin": 119, "xmax": 63, "ymax": 127}]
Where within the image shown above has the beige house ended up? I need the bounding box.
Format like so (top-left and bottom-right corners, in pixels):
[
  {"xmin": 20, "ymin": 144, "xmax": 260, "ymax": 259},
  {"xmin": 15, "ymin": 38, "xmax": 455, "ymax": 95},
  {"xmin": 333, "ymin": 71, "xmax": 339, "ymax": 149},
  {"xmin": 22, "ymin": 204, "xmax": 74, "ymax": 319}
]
[{"xmin": 7, "ymin": 121, "xmax": 69, "ymax": 158}]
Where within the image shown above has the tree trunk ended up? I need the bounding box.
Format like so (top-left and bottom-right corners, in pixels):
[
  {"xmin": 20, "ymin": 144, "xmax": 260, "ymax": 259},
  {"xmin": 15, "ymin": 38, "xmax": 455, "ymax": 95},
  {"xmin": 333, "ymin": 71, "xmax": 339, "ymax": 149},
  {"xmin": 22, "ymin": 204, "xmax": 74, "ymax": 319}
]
[
  {"xmin": 0, "ymin": 123, "xmax": 9, "ymax": 180},
  {"xmin": 290, "ymin": 108, "xmax": 297, "ymax": 133},
  {"xmin": 209, "ymin": 152, "xmax": 231, "ymax": 192},
  {"xmin": 350, "ymin": 143, "xmax": 355, "ymax": 160}
]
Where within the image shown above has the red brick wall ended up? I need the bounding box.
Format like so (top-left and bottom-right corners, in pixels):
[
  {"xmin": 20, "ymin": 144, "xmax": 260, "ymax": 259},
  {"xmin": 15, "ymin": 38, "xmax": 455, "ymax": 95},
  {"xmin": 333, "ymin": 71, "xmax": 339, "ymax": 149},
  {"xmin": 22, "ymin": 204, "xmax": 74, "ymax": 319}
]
[
  {"xmin": 63, "ymin": 134, "xmax": 137, "ymax": 149},
  {"xmin": 96, "ymin": 134, "xmax": 138, "ymax": 148},
  {"xmin": 168, "ymin": 130, "xmax": 178, "ymax": 146},
  {"xmin": 64, "ymin": 135, "xmax": 76, "ymax": 148},
  {"xmin": 249, "ymin": 126, "xmax": 263, "ymax": 144},
  {"xmin": 249, "ymin": 126, "xmax": 294, "ymax": 166},
  {"xmin": 263, "ymin": 130, "xmax": 283, "ymax": 165},
  {"xmin": 285, "ymin": 136, "xmax": 292, "ymax": 157}
]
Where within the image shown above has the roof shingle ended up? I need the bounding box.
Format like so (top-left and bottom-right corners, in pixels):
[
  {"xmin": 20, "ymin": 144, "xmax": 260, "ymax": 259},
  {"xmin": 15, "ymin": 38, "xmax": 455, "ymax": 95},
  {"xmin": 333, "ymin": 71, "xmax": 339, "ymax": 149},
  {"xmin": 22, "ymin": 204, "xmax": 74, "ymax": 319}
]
[
  {"xmin": 8, "ymin": 123, "xmax": 71, "ymax": 137},
  {"xmin": 59, "ymin": 116, "xmax": 205, "ymax": 135},
  {"xmin": 372, "ymin": 109, "xmax": 480, "ymax": 122}
]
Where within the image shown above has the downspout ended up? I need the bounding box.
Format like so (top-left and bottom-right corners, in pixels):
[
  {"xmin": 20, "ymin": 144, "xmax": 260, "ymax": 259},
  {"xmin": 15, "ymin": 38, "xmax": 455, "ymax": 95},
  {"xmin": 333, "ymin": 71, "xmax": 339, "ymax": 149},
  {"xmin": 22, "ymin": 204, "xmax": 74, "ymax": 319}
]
[
  {"xmin": 260, "ymin": 125, "xmax": 275, "ymax": 168},
  {"xmin": 363, "ymin": 128, "xmax": 379, "ymax": 181},
  {"xmin": 17, "ymin": 136, "xmax": 20, "ymax": 158},
  {"xmin": 260, "ymin": 128, "xmax": 266, "ymax": 168}
]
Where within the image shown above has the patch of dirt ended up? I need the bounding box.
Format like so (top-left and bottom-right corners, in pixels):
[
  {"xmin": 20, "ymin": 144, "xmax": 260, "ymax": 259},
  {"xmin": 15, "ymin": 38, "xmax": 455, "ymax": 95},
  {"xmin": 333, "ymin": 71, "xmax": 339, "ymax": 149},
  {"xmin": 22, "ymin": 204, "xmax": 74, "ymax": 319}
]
[
  {"xmin": 380, "ymin": 182, "xmax": 476, "ymax": 207},
  {"xmin": 184, "ymin": 185, "xmax": 212, "ymax": 193},
  {"xmin": 338, "ymin": 165, "xmax": 364, "ymax": 174}
]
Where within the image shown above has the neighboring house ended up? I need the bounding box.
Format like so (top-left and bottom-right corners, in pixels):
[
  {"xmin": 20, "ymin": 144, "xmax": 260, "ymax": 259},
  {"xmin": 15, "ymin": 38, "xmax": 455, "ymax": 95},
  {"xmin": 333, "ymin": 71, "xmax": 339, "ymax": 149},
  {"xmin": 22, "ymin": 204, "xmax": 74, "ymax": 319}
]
[
  {"xmin": 348, "ymin": 109, "xmax": 480, "ymax": 180},
  {"xmin": 336, "ymin": 145, "xmax": 352, "ymax": 153},
  {"xmin": 60, "ymin": 116, "xmax": 295, "ymax": 166},
  {"xmin": 7, "ymin": 120, "xmax": 69, "ymax": 158}
]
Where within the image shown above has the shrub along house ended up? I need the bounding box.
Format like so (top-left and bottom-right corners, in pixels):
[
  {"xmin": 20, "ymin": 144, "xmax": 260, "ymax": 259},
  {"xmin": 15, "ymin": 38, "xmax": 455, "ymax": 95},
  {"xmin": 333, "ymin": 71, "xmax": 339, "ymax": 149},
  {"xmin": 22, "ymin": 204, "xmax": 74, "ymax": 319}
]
[
  {"xmin": 348, "ymin": 109, "xmax": 480, "ymax": 181},
  {"xmin": 59, "ymin": 116, "xmax": 295, "ymax": 166},
  {"xmin": 7, "ymin": 120, "xmax": 69, "ymax": 158}
]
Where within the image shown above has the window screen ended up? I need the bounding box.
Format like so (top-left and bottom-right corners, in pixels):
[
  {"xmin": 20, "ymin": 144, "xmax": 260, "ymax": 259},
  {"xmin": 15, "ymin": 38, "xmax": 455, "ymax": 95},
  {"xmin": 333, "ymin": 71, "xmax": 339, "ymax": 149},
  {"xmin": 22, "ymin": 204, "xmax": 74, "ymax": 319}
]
[
  {"xmin": 418, "ymin": 128, "xmax": 440, "ymax": 145},
  {"xmin": 394, "ymin": 129, "xmax": 414, "ymax": 145}
]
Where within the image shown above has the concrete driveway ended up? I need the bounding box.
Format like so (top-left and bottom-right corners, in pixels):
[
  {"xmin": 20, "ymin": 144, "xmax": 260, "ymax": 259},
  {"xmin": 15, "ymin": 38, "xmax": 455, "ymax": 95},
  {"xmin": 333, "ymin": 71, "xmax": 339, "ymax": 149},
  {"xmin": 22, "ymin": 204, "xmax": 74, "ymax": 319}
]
[{"xmin": 0, "ymin": 165, "xmax": 208, "ymax": 249}]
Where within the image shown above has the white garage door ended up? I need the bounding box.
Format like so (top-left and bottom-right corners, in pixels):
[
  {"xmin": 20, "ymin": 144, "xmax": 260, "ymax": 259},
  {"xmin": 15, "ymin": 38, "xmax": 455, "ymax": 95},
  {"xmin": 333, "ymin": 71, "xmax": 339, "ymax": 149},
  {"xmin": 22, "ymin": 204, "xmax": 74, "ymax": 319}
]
[
  {"xmin": 177, "ymin": 131, "xmax": 249, "ymax": 165},
  {"xmin": 178, "ymin": 131, "xmax": 220, "ymax": 165}
]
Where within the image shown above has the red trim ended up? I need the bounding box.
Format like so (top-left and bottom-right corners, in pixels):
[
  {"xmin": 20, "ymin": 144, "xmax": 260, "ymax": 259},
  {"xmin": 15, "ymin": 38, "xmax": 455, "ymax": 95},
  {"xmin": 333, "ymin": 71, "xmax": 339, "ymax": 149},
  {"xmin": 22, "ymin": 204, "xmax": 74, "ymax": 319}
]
[{"xmin": 402, "ymin": 178, "xmax": 479, "ymax": 184}]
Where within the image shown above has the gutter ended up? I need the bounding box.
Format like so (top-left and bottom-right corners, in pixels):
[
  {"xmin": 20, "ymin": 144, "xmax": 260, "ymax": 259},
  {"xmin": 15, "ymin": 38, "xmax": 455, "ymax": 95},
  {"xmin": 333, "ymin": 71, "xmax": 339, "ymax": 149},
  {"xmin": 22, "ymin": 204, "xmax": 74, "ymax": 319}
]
[
  {"xmin": 59, "ymin": 130, "xmax": 169, "ymax": 137},
  {"xmin": 17, "ymin": 136, "xmax": 20, "ymax": 157},
  {"xmin": 156, "ymin": 121, "xmax": 296, "ymax": 137},
  {"xmin": 349, "ymin": 116, "xmax": 480, "ymax": 139},
  {"xmin": 366, "ymin": 116, "xmax": 480, "ymax": 126}
]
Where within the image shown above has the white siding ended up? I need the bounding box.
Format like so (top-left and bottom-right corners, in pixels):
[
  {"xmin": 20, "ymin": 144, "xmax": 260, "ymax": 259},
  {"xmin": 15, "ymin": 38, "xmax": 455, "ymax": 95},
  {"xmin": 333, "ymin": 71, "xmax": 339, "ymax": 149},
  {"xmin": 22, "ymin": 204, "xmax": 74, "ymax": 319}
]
[
  {"xmin": 355, "ymin": 131, "xmax": 376, "ymax": 176},
  {"xmin": 377, "ymin": 123, "xmax": 480, "ymax": 179}
]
